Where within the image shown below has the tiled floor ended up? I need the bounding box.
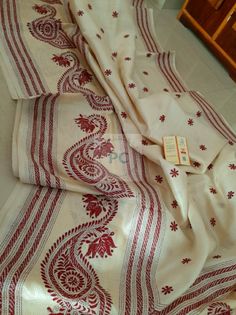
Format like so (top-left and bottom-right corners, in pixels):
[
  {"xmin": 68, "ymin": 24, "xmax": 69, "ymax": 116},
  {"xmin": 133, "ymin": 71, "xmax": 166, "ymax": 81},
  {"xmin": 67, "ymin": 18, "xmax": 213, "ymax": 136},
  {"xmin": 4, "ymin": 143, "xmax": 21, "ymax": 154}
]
[{"xmin": 0, "ymin": 8, "xmax": 235, "ymax": 207}]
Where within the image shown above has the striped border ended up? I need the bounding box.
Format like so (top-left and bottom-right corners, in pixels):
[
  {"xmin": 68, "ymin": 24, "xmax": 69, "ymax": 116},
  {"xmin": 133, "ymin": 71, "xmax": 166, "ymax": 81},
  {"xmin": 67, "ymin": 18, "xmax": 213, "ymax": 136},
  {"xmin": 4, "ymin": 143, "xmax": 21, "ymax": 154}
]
[
  {"xmin": 0, "ymin": 187, "xmax": 64, "ymax": 315},
  {"xmin": 0, "ymin": 0, "xmax": 47, "ymax": 97},
  {"xmin": 27, "ymin": 94, "xmax": 62, "ymax": 188}
]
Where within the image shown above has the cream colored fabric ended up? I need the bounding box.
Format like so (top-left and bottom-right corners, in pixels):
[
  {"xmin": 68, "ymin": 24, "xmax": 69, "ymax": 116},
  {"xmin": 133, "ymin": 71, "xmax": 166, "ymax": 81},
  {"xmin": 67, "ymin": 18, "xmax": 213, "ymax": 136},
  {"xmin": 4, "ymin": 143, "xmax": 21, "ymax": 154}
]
[{"xmin": 1, "ymin": 0, "xmax": 236, "ymax": 314}]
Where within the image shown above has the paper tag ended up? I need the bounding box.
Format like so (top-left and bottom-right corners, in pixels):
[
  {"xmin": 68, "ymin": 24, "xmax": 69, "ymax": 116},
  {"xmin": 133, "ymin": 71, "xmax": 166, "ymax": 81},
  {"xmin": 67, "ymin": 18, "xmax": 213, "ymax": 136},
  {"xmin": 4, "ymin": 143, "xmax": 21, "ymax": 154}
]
[{"xmin": 163, "ymin": 136, "xmax": 190, "ymax": 165}]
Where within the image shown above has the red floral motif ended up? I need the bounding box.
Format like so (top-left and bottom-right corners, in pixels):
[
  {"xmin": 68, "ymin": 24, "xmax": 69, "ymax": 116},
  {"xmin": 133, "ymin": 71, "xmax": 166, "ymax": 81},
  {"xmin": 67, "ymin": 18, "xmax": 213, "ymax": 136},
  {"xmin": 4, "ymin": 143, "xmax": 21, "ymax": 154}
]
[
  {"xmin": 52, "ymin": 54, "xmax": 70, "ymax": 67},
  {"xmin": 208, "ymin": 163, "xmax": 213, "ymax": 170},
  {"xmin": 96, "ymin": 34, "xmax": 101, "ymax": 39},
  {"xmin": 196, "ymin": 111, "xmax": 202, "ymax": 117},
  {"xmin": 209, "ymin": 187, "xmax": 217, "ymax": 194},
  {"xmin": 176, "ymin": 94, "xmax": 181, "ymax": 98},
  {"xmin": 143, "ymin": 71, "xmax": 149, "ymax": 75},
  {"xmin": 228, "ymin": 140, "xmax": 234, "ymax": 146},
  {"xmin": 124, "ymin": 57, "xmax": 131, "ymax": 61},
  {"xmin": 210, "ymin": 218, "xmax": 216, "ymax": 226},
  {"xmin": 159, "ymin": 115, "xmax": 166, "ymax": 122},
  {"xmin": 104, "ymin": 69, "xmax": 112, "ymax": 76},
  {"xmin": 163, "ymin": 88, "xmax": 169, "ymax": 92},
  {"xmin": 171, "ymin": 200, "xmax": 178, "ymax": 208},
  {"xmin": 199, "ymin": 144, "xmax": 207, "ymax": 151},
  {"xmin": 93, "ymin": 139, "xmax": 114, "ymax": 159},
  {"xmin": 112, "ymin": 11, "xmax": 119, "ymax": 18},
  {"xmin": 112, "ymin": 52, "xmax": 117, "ymax": 58},
  {"xmin": 182, "ymin": 258, "xmax": 191, "ymax": 264},
  {"xmin": 227, "ymin": 191, "xmax": 235, "ymax": 199},
  {"xmin": 82, "ymin": 194, "xmax": 109, "ymax": 218},
  {"xmin": 128, "ymin": 83, "xmax": 136, "ymax": 89},
  {"xmin": 170, "ymin": 168, "xmax": 179, "ymax": 178},
  {"xmin": 75, "ymin": 115, "xmax": 96, "ymax": 133},
  {"xmin": 207, "ymin": 302, "xmax": 231, "ymax": 315},
  {"xmin": 77, "ymin": 10, "xmax": 84, "ymax": 16},
  {"xmin": 170, "ymin": 221, "xmax": 178, "ymax": 231},
  {"xmin": 161, "ymin": 285, "xmax": 173, "ymax": 295},
  {"xmin": 213, "ymin": 255, "xmax": 221, "ymax": 259},
  {"xmin": 88, "ymin": 4, "xmax": 92, "ymax": 10},
  {"xmin": 86, "ymin": 232, "xmax": 116, "ymax": 258},
  {"xmin": 78, "ymin": 69, "xmax": 93, "ymax": 86},
  {"xmin": 124, "ymin": 34, "xmax": 130, "ymax": 38},
  {"xmin": 193, "ymin": 161, "xmax": 201, "ymax": 168},
  {"xmin": 146, "ymin": 53, "xmax": 152, "ymax": 57},
  {"xmin": 33, "ymin": 4, "xmax": 48, "ymax": 14},
  {"xmin": 229, "ymin": 163, "xmax": 236, "ymax": 170},
  {"xmin": 143, "ymin": 87, "xmax": 149, "ymax": 92},
  {"xmin": 187, "ymin": 118, "xmax": 194, "ymax": 126},
  {"xmin": 155, "ymin": 175, "xmax": 163, "ymax": 184},
  {"xmin": 142, "ymin": 139, "xmax": 148, "ymax": 146},
  {"xmin": 121, "ymin": 112, "xmax": 127, "ymax": 119}
]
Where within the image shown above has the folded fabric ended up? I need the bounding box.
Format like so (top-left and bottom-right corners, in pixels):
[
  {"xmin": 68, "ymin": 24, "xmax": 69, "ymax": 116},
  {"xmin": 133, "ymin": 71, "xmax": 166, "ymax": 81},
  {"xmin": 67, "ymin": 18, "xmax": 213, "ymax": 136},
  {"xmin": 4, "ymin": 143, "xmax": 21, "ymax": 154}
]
[{"xmin": 1, "ymin": 0, "xmax": 236, "ymax": 314}]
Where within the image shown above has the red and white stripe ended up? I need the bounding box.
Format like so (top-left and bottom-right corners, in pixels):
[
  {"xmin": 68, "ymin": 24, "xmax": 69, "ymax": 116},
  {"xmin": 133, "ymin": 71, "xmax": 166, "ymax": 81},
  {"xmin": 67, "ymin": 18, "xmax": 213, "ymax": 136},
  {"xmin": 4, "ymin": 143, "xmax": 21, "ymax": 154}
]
[
  {"xmin": 0, "ymin": 0, "xmax": 47, "ymax": 97},
  {"xmin": 0, "ymin": 187, "xmax": 64, "ymax": 315},
  {"xmin": 28, "ymin": 94, "xmax": 62, "ymax": 188}
]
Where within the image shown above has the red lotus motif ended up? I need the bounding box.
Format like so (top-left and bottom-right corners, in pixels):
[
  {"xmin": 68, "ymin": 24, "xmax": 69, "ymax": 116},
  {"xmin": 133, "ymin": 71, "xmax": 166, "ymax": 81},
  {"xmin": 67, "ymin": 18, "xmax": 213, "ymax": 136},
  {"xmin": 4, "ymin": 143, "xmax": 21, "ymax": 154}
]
[
  {"xmin": 93, "ymin": 138, "xmax": 114, "ymax": 159},
  {"xmin": 52, "ymin": 54, "xmax": 70, "ymax": 67},
  {"xmin": 75, "ymin": 115, "xmax": 96, "ymax": 133},
  {"xmin": 78, "ymin": 69, "xmax": 93, "ymax": 86},
  {"xmin": 86, "ymin": 233, "xmax": 116, "ymax": 258},
  {"xmin": 82, "ymin": 194, "xmax": 108, "ymax": 218}
]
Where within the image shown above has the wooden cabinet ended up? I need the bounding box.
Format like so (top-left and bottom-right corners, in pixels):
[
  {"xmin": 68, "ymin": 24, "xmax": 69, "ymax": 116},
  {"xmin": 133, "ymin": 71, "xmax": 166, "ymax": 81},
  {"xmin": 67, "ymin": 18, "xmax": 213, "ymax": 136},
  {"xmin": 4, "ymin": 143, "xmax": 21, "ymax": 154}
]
[{"xmin": 178, "ymin": 0, "xmax": 236, "ymax": 82}]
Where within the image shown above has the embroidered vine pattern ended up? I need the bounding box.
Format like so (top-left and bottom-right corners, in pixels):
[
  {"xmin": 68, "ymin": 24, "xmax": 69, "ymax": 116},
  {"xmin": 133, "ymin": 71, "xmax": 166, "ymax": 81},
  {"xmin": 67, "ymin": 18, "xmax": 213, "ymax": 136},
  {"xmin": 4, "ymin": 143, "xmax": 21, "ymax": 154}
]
[
  {"xmin": 41, "ymin": 195, "xmax": 118, "ymax": 315},
  {"xmin": 63, "ymin": 114, "xmax": 133, "ymax": 198},
  {"xmin": 207, "ymin": 302, "xmax": 231, "ymax": 315},
  {"xmin": 27, "ymin": 4, "xmax": 76, "ymax": 49},
  {"xmin": 52, "ymin": 51, "xmax": 113, "ymax": 111}
]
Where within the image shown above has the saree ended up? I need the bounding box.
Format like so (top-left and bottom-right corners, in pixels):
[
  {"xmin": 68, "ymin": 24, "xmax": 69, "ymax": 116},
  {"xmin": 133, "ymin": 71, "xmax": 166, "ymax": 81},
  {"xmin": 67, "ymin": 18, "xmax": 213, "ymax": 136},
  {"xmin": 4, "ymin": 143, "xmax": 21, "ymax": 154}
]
[{"xmin": 0, "ymin": 0, "xmax": 236, "ymax": 314}]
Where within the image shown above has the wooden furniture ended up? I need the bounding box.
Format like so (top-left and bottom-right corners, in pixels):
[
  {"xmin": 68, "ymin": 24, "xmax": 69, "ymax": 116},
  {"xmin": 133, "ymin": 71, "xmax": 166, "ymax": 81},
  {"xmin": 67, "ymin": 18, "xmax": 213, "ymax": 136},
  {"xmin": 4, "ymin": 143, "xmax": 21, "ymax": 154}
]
[{"xmin": 178, "ymin": 0, "xmax": 236, "ymax": 82}]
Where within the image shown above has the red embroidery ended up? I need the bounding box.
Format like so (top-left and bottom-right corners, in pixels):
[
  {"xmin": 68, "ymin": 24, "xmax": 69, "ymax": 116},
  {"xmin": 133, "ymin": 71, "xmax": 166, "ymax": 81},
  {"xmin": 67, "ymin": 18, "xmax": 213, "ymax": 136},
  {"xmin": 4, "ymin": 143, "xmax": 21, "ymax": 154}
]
[
  {"xmin": 112, "ymin": 52, "xmax": 117, "ymax": 58},
  {"xmin": 96, "ymin": 34, "xmax": 101, "ymax": 39},
  {"xmin": 124, "ymin": 34, "xmax": 130, "ymax": 38},
  {"xmin": 176, "ymin": 94, "xmax": 181, "ymax": 98},
  {"xmin": 143, "ymin": 71, "xmax": 148, "ymax": 75},
  {"xmin": 121, "ymin": 112, "xmax": 127, "ymax": 119},
  {"xmin": 155, "ymin": 175, "xmax": 163, "ymax": 184},
  {"xmin": 53, "ymin": 52, "xmax": 113, "ymax": 110},
  {"xmin": 210, "ymin": 218, "xmax": 216, "ymax": 227},
  {"xmin": 100, "ymin": 28, "xmax": 104, "ymax": 33},
  {"xmin": 200, "ymin": 144, "xmax": 207, "ymax": 151},
  {"xmin": 146, "ymin": 53, "xmax": 152, "ymax": 57},
  {"xmin": 229, "ymin": 163, "xmax": 236, "ymax": 170},
  {"xmin": 77, "ymin": 10, "xmax": 84, "ymax": 16},
  {"xmin": 182, "ymin": 258, "xmax": 191, "ymax": 264},
  {"xmin": 112, "ymin": 11, "xmax": 119, "ymax": 18},
  {"xmin": 228, "ymin": 141, "xmax": 234, "ymax": 146},
  {"xmin": 171, "ymin": 200, "xmax": 178, "ymax": 208},
  {"xmin": 88, "ymin": 4, "xmax": 92, "ymax": 10},
  {"xmin": 163, "ymin": 88, "xmax": 169, "ymax": 92},
  {"xmin": 208, "ymin": 163, "xmax": 213, "ymax": 170},
  {"xmin": 161, "ymin": 285, "xmax": 173, "ymax": 295},
  {"xmin": 227, "ymin": 191, "xmax": 235, "ymax": 199},
  {"xmin": 209, "ymin": 187, "xmax": 217, "ymax": 194},
  {"xmin": 124, "ymin": 57, "xmax": 131, "ymax": 61},
  {"xmin": 207, "ymin": 302, "xmax": 231, "ymax": 315},
  {"xmin": 86, "ymin": 232, "xmax": 116, "ymax": 258},
  {"xmin": 170, "ymin": 221, "xmax": 178, "ymax": 231},
  {"xmin": 159, "ymin": 115, "xmax": 165, "ymax": 122},
  {"xmin": 104, "ymin": 69, "xmax": 112, "ymax": 76},
  {"xmin": 41, "ymin": 195, "xmax": 117, "ymax": 314},
  {"xmin": 193, "ymin": 161, "xmax": 201, "ymax": 168},
  {"xmin": 28, "ymin": 5, "xmax": 75, "ymax": 49},
  {"xmin": 128, "ymin": 83, "xmax": 136, "ymax": 89},
  {"xmin": 83, "ymin": 194, "xmax": 109, "ymax": 218},
  {"xmin": 142, "ymin": 139, "xmax": 148, "ymax": 146},
  {"xmin": 213, "ymin": 255, "xmax": 221, "ymax": 259},
  {"xmin": 196, "ymin": 111, "xmax": 202, "ymax": 117},
  {"xmin": 143, "ymin": 87, "xmax": 149, "ymax": 92},
  {"xmin": 63, "ymin": 114, "xmax": 133, "ymax": 198},
  {"xmin": 187, "ymin": 118, "xmax": 194, "ymax": 126},
  {"xmin": 170, "ymin": 168, "xmax": 179, "ymax": 178},
  {"xmin": 41, "ymin": 0, "xmax": 62, "ymax": 4}
]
